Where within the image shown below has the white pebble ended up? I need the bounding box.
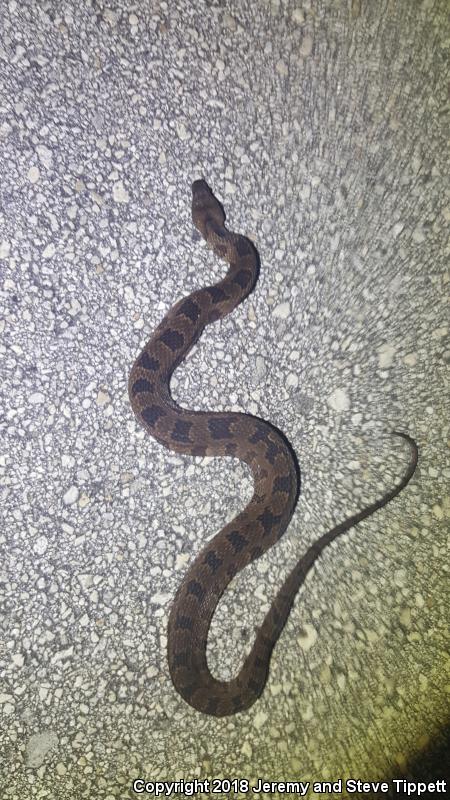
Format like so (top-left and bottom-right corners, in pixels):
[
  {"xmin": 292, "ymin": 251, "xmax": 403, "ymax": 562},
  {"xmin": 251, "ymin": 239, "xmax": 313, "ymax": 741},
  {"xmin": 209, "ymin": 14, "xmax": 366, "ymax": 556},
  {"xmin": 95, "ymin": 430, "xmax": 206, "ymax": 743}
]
[
  {"xmin": 272, "ymin": 301, "xmax": 290, "ymax": 319},
  {"xmin": 327, "ymin": 387, "xmax": 350, "ymax": 412},
  {"xmin": 276, "ymin": 60, "xmax": 288, "ymax": 76},
  {"xmin": 63, "ymin": 486, "xmax": 79, "ymax": 505},
  {"xmin": 404, "ymin": 352, "xmax": 417, "ymax": 366},
  {"xmin": 34, "ymin": 535, "xmax": 48, "ymax": 555},
  {"xmin": 27, "ymin": 166, "xmax": 40, "ymax": 183},
  {"xmin": 253, "ymin": 710, "xmax": 268, "ymax": 730},
  {"xmin": 112, "ymin": 181, "xmax": 129, "ymax": 203},
  {"xmin": 378, "ymin": 343, "xmax": 396, "ymax": 368},
  {"xmin": 96, "ymin": 390, "xmax": 110, "ymax": 406},
  {"xmin": 0, "ymin": 241, "xmax": 11, "ymax": 259},
  {"xmin": 176, "ymin": 122, "xmax": 189, "ymax": 141},
  {"xmin": 29, "ymin": 392, "xmax": 45, "ymax": 404},
  {"xmin": 297, "ymin": 622, "xmax": 318, "ymax": 651},
  {"xmin": 42, "ymin": 243, "xmax": 55, "ymax": 259},
  {"xmin": 255, "ymin": 355, "xmax": 267, "ymax": 378},
  {"xmin": 292, "ymin": 8, "xmax": 305, "ymax": 24},
  {"xmin": 36, "ymin": 145, "xmax": 52, "ymax": 168},
  {"xmin": 26, "ymin": 731, "xmax": 58, "ymax": 768},
  {"xmin": 300, "ymin": 35, "xmax": 313, "ymax": 56}
]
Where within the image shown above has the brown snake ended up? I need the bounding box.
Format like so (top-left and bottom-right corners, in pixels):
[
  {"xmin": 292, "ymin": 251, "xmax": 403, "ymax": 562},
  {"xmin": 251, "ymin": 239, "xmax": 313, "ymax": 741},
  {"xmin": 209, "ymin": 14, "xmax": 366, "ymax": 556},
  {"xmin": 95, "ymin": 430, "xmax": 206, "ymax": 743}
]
[{"xmin": 128, "ymin": 180, "xmax": 418, "ymax": 716}]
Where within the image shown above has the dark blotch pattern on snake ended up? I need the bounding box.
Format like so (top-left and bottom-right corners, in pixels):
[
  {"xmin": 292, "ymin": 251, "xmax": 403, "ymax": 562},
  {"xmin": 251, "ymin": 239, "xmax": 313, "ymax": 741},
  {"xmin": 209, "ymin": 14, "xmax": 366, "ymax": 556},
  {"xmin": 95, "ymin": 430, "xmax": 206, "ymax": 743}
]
[{"xmin": 128, "ymin": 180, "xmax": 418, "ymax": 716}]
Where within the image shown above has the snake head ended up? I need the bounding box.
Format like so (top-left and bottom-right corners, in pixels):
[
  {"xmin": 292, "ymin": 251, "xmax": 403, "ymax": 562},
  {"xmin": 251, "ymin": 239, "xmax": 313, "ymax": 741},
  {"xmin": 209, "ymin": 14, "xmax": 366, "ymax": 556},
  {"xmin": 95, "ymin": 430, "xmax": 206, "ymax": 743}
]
[{"xmin": 192, "ymin": 179, "xmax": 226, "ymax": 237}]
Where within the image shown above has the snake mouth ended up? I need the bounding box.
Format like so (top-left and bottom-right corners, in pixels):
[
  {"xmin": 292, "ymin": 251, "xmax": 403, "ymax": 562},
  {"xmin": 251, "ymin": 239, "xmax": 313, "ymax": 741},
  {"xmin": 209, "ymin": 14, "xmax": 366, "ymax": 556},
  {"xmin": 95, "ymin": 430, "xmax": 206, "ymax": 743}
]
[
  {"xmin": 192, "ymin": 180, "xmax": 227, "ymax": 233},
  {"xmin": 192, "ymin": 178, "xmax": 209, "ymax": 193},
  {"xmin": 192, "ymin": 179, "xmax": 213, "ymax": 207}
]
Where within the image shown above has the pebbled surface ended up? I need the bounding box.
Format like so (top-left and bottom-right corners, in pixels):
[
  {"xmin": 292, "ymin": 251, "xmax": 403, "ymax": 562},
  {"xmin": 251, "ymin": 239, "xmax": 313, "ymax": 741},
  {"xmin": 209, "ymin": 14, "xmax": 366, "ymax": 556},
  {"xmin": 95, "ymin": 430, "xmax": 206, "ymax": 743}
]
[{"xmin": 1, "ymin": 0, "xmax": 448, "ymax": 794}]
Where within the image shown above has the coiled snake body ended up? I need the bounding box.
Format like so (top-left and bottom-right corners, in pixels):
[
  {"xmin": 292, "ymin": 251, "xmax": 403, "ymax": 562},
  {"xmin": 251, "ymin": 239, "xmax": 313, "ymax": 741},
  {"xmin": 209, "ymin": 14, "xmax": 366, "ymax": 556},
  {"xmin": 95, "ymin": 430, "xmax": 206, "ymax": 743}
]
[{"xmin": 128, "ymin": 180, "xmax": 418, "ymax": 716}]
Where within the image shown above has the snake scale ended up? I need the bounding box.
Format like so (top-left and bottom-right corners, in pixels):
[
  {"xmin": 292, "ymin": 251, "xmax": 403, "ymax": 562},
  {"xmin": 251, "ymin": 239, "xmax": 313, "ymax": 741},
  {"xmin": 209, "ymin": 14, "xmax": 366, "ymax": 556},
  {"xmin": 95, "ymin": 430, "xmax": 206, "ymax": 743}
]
[{"xmin": 128, "ymin": 179, "xmax": 418, "ymax": 716}]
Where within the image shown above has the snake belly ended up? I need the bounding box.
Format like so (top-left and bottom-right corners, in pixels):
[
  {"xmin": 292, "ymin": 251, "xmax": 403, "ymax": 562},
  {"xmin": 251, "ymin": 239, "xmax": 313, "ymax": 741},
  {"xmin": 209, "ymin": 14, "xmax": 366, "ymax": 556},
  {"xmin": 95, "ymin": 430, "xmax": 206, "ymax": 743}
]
[{"xmin": 128, "ymin": 179, "xmax": 418, "ymax": 716}]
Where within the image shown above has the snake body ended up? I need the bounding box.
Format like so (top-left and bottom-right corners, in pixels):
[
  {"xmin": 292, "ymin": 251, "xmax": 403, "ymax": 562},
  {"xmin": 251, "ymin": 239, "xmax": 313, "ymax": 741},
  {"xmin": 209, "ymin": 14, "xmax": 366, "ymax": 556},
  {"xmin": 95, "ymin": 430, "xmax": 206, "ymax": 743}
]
[{"xmin": 128, "ymin": 180, "xmax": 418, "ymax": 716}]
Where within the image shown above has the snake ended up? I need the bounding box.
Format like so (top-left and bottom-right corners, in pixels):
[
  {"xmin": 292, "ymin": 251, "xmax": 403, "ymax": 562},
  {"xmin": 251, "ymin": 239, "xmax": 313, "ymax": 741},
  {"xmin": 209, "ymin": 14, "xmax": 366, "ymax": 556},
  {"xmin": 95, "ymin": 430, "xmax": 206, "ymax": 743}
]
[{"xmin": 128, "ymin": 179, "xmax": 418, "ymax": 716}]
